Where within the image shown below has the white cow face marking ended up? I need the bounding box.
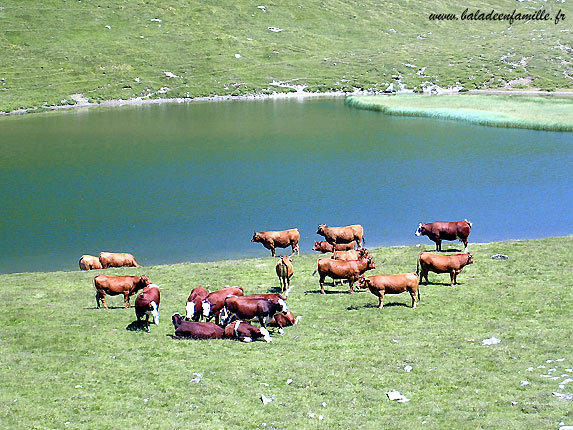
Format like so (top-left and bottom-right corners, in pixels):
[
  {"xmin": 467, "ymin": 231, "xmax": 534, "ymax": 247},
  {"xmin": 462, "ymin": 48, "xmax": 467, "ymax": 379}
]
[
  {"xmin": 151, "ymin": 301, "xmax": 159, "ymax": 325},
  {"xmin": 278, "ymin": 298, "xmax": 288, "ymax": 314},
  {"xmin": 202, "ymin": 301, "xmax": 211, "ymax": 318},
  {"xmin": 260, "ymin": 327, "xmax": 272, "ymax": 343},
  {"xmin": 185, "ymin": 302, "xmax": 195, "ymax": 319},
  {"xmin": 415, "ymin": 223, "xmax": 423, "ymax": 236}
]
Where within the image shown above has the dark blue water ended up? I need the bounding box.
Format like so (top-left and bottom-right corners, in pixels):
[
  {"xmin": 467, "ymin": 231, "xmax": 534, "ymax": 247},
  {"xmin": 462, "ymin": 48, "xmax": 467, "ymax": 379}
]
[{"xmin": 0, "ymin": 97, "xmax": 571, "ymax": 273}]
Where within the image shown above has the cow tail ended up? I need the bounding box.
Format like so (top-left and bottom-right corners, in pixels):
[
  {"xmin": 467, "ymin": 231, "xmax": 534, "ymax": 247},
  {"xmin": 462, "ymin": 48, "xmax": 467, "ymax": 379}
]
[
  {"xmin": 417, "ymin": 286, "xmax": 420, "ymax": 301},
  {"xmin": 312, "ymin": 260, "xmax": 318, "ymax": 276},
  {"xmin": 416, "ymin": 257, "xmax": 420, "ymax": 277}
]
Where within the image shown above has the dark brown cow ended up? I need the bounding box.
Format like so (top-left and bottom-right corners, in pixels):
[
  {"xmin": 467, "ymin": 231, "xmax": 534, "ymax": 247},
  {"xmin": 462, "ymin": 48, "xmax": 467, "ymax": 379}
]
[
  {"xmin": 317, "ymin": 224, "xmax": 364, "ymax": 249},
  {"xmin": 275, "ymin": 256, "xmax": 294, "ymax": 294},
  {"xmin": 312, "ymin": 241, "xmax": 355, "ymax": 253},
  {"xmin": 357, "ymin": 273, "xmax": 419, "ymax": 309},
  {"xmin": 222, "ymin": 296, "xmax": 288, "ymax": 328},
  {"xmin": 185, "ymin": 286, "xmax": 210, "ymax": 321},
  {"xmin": 415, "ymin": 220, "xmax": 472, "ymax": 252},
  {"xmin": 314, "ymin": 254, "xmax": 376, "ymax": 294},
  {"xmin": 332, "ymin": 248, "xmax": 369, "ymax": 261},
  {"xmin": 417, "ymin": 252, "xmax": 474, "ymax": 287},
  {"xmin": 201, "ymin": 286, "xmax": 244, "ymax": 324},
  {"xmin": 171, "ymin": 313, "xmax": 224, "ymax": 339},
  {"xmin": 98, "ymin": 252, "xmax": 141, "ymax": 268},
  {"xmin": 79, "ymin": 254, "xmax": 103, "ymax": 271},
  {"xmin": 93, "ymin": 274, "xmax": 150, "ymax": 309},
  {"xmin": 224, "ymin": 320, "xmax": 272, "ymax": 343},
  {"xmin": 268, "ymin": 309, "xmax": 300, "ymax": 335},
  {"xmin": 135, "ymin": 284, "xmax": 161, "ymax": 332},
  {"xmin": 251, "ymin": 228, "xmax": 300, "ymax": 257}
]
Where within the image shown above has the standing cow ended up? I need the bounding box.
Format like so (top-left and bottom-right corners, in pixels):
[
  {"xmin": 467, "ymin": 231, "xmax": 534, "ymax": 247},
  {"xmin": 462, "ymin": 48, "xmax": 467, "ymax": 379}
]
[
  {"xmin": 251, "ymin": 229, "xmax": 300, "ymax": 257},
  {"xmin": 314, "ymin": 254, "xmax": 376, "ymax": 294},
  {"xmin": 93, "ymin": 274, "xmax": 150, "ymax": 309},
  {"xmin": 135, "ymin": 284, "xmax": 161, "ymax": 332},
  {"xmin": 221, "ymin": 296, "xmax": 288, "ymax": 328},
  {"xmin": 275, "ymin": 256, "xmax": 294, "ymax": 294},
  {"xmin": 98, "ymin": 252, "xmax": 141, "ymax": 268},
  {"xmin": 415, "ymin": 220, "xmax": 472, "ymax": 252},
  {"xmin": 79, "ymin": 254, "xmax": 103, "ymax": 271},
  {"xmin": 417, "ymin": 252, "xmax": 474, "ymax": 287},
  {"xmin": 317, "ymin": 224, "xmax": 364, "ymax": 249},
  {"xmin": 201, "ymin": 286, "xmax": 244, "ymax": 324},
  {"xmin": 185, "ymin": 286, "xmax": 210, "ymax": 321},
  {"xmin": 357, "ymin": 273, "xmax": 419, "ymax": 309}
]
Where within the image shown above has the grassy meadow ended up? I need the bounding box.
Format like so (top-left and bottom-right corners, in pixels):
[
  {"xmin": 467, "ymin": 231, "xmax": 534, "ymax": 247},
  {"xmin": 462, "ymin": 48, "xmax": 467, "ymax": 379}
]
[
  {"xmin": 1, "ymin": 236, "xmax": 572, "ymax": 429},
  {"xmin": 1, "ymin": 0, "xmax": 572, "ymax": 113},
  {"xmin": 346, "ymin": 94, "xmax": 573, "ymax": 131}
]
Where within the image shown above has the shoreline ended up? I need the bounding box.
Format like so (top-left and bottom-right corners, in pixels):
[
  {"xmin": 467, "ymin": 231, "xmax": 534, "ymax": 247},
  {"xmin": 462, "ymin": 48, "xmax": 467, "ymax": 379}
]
[{"xmin": 2, "ymin": 88, "xmax": 573, "ymax": 117}]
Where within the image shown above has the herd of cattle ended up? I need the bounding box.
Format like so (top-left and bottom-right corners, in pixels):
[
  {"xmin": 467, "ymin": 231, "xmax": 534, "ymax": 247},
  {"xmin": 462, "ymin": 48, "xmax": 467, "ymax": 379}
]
[{"xmin": 83, "ymin": 220, "xmax": 473, "ymax": 341}]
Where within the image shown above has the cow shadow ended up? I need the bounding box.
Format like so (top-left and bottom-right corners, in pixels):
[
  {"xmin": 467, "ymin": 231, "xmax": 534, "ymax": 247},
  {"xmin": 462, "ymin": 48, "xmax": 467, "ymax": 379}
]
[
  {"xmin": 347, "ymin": 302, "xmax": 410, "ymax": 311},
  {"xmin": 126, "ymin": 320, "xmax": 146, "ymax": 331},
  {"xmin": 86, "ymin": 305, "xmax": 127, "ymax": 310},
  {"xmin": 305, "ymin": 289, "xmax": 349, "ymax": 295}
]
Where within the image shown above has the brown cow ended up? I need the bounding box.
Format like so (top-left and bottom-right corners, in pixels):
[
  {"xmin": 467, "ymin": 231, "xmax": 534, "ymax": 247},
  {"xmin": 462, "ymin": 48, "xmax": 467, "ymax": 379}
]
[
  {"xmin": 201, "ymin": 286, "xmax": 244, "ymax": 324},
  {"xmin": 224, "ymin": 320, "xmax": 272, "ymax": 343},
  {"xmin": 357, "ymin": 273, "xmax": 419, "ymax": 309},
  {"xmin": 222, "ymin": 296, "xmax": 288, "ymax": 328},
  {"xmin": 98, "ymin": 252, "xmax": 141, "ymax": 269},
  {"xmin": 268, "ymin": 309, "xmax": 300, "ymax": 335},
  {"xmin": 135, "ymin": 284, "xmax": 161, "ymax": 332},
  {"xmin": 93, "ymin": 274, "xmax": 150, "ymax": 309},
  {"xmin": 312, "ymin": 241, "xmax": 355, "ymax": 253},
  {"xmin": 317, "ymin": 224, "xmax": 364, "ymax": 249},
  {"xmin": 185, "ymin": 286, "xmax": 210, "ymax": 321},
  {"xmin": 332, "ymin": 248, "xmax": 370, "ymax": 261},
  {"xmin": 171, "ymin": 313, "xmax": 224, "ymax": 339},
  {"xmin": 415, "ymin": 220, "xmax": 472, "ymax": 252},
  {"xmin": 251, "ymin": 228, "xmax": 300, "ymax": 257},
  {"xmin": 275, "ymin": 256, "xmax": 294, "ymax": 294},
  {"xmin": 79, "ymin": 254, "xmax": 103, "ymax": 271},
  {"xmin": 314, "ymin": 254, "xmax": 376, "ymax": 294},
  {"xmin": 417, "ymin": 252, "xmax": 474, "ymax": 287}
]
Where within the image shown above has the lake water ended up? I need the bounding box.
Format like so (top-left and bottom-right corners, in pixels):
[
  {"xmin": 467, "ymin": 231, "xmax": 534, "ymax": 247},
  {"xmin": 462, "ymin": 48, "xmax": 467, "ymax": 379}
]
[{"xmin": 0, "ymin": 97, "xmax": 571, "ymax": 274}]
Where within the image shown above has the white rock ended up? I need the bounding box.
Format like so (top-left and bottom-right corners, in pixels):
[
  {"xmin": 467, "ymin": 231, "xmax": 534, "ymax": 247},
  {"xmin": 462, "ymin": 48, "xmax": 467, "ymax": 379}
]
[
  {"xmin": 105, "ymin": 25, "xmax": 111, "ymax": 29},
  {"xmin": 235, "ymin": 54, "xmax": 242, "ymax": 59},
  {"xmin": 387, "ymin": 390, "xmax": 410, "ymax": 402},
  {"xmin": 559, "ymin": 426, "xmax": 573, "ymax": 430},
  {"xmin": 404, "ymin": 365, "xmax": 413, "ymax": 373},
  {"xmin": 520, "ymin": 380, "xmax": 530, "ymax": 386},
  {"xmin": 261, "ymin": 394, "xmax": 274, "ymax": 405},
  {"xmin": 257, "ymin": 5, "xmax": 266, "ymax": 11},
  {"xmin": 151, "ymin": 18, "xmax": 162, "ymax": 22},
  {"xmin": 286, "ymin": 378, "xmax": 293, "ymax": 385},
  {"xmin": 164, "ymin": 71, "xmax": 180, "ymax": 78},
  {"xmin": 553, "ymin": 392, "xmax": 573, "ymax": 400},
  {"xmin": 482, "ymin": 337, "xmax": 501, "ymax": 345},
  {"xmin": 268, "ymin": 26, "xmax": 282, "ymax": 32},
  {"xmin": 322, "ymin": 402, "xmax": 327, "ymax": 407}
]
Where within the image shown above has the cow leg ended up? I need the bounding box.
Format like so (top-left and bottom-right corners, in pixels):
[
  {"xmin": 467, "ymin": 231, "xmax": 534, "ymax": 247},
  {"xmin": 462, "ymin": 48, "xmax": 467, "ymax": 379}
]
[
  {"xmin": 410, "ymin": 291, "xmax": 417, "ymax": 308},
  {"xmin": 450, "ymin": 271, "xmax": 456, "ymax": 287},
  {"xmin": 349, "ymin": 278, "xmax": 355, "ymax": 294},
  {"xmin": 124, "ymin": 293, "xmax": 130, "ymax": 308},
  {"xmin": 462, "ymin": 239, "xmax": 468, "ymax": 253},
  {"xmin": 95, "ymin": 292, "xmax": 102, "ymax": 309},
  {"xmin": 436, "ymin": 240, "xmax": 442, "ymax": 252},
  {"xmin": 145, "ymin": 314, "xmax": 150, "ymax": 332},
  {"xmin": 101, "ymin": 294, "xmax": 109, "ymax": 310},
  {"xmin": 320, "ymin": 275, "xmax": 326, "ymax": 294},
  {"xmin": 378, "ymin": 292, "xmax": 385, "ymax": 309}
]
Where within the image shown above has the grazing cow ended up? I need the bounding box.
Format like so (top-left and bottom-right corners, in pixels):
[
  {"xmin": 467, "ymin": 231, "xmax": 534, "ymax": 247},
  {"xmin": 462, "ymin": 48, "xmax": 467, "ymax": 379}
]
[
  {"xmin": 268, "ymin": 309, "xmax": 300, "ymax": 335},
  {"xmin": 275, "ymin": 256, "xmax": 294, "ymax": 294},
  {"xmin": 332, "ymin": 248, "xmax": 370, "ymax": 261},
  {"xmin": 415, "ymin": 220, "xmax": 473, "ymax": 252},
  {"xmin": 251, "ymin": 228, "xmax": 300, "ymax": 257},
  {"xmin": 79, "ymin": 254, "xmax": 103, "ymax": 271},
  {"xmin": 317, "ymin": 224, "xmax": 364, "ymax": 249},
  {"xmin": 171, "ymin": 313, "xmax": 224, "ymax": 339},
  {"xmin": 185, "ymin": 286, "xmax": 210, "ymax": 321},
  {"xmin": 98, "ymin": 252, "xmax": 141, "ymax": 269},
  {"xmin": 224, "ymin": 320, "xmax": 272, "ymax": 343},
  {"xmin": 134, "ymin": 284, "xmax": 161, "ymax": 332},
  {"xmin": 93, "ymin": 274, "xmax": 150, "ymax": 309},
  {"xmin": 201, "ymin": 286, "xmax": 244, "ymax": 324},
  {"xmin": 312, "ymin": 241, "xmax": 355, "ymax": 253},
  {"xmin": 417, "ymin": 252, "xmax": 474, "ymax": 287},
  {"xmin": 222, "ymin": 296, "xmax": 288, "ymax": 328},
  {"xmin": 357, "ymin": 274, "xmax": 419, "ymax": 309},
  {"xmin": 314, "ymin": 254, "xmax": 376, "ymax": 294}
]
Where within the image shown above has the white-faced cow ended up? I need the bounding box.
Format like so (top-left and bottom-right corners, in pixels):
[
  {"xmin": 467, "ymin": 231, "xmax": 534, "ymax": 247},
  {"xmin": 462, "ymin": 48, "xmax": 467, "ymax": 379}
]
[
  {"xmin": 221, "ymin": 296, "xmax": 288, "ymax": 328},
  {"xmin": 415, "ymin": 220, "xmax": 472, "ymax": 252},
  {"xmin": 79, "ymin": 254, "xmax": 103, "ymax": 271},
  {"xmin": 275, "ymin": 256, "xmax": 294, "ymax": 294},
  {"xmin": 312, "ymin": 241, "xmax": 355, "ymax": 253},
  {"xmin": 185, "ymin": 286, "xmax": 210, "ymax": 321},
  {"xmin": 93, "ymin": 274, "xmax": 150, "ymax": 309},
  {"xmin": 223, "ymin": 320, "xmax": 273, "ymax": 343},
  {"xmin": 357, "ymin": 273, "xmax": 419, "ymax": 309},
  {"xmin": 201, "ymin": 286, "xmax": 244, "ymax": 324},
  {"xmin": 171, "ymin": 313, "xmax": 224, "ymax": 339},
  {"xmin": 268, "ymin": 309, "xmax": 300, "ymax": 335},
  {"xmin": 314, "ymin": 254, "xmax": 376, "ymax": 294},
  {"xmin": 98, "ymin": 252, "xmax": 141, "ymax": 268},
  {"xmin": 251, "ymin": 228, "xmax": 300, "ymax": 257},
  {"xmin": 135, "ymin": 283, "xmax": 161, "ymax": 332},
  {"xmin": 317, "ymin": 224, "xmax": 364, "ymax": 249},
  {"xmin": 417, "ymin": 252, "xmax": 474, "ymax": 287}
]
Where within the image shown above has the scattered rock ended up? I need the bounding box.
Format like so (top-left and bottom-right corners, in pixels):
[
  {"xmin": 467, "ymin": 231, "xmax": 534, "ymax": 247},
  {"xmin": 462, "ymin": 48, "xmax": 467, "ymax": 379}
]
[
  {"xmin": 482, "ymin": 336, "xmax": 501, "ymax": 346},
  {"xmin": 387, "ymin": 390, "xmax": 410, "ymax": 402},
  {"xmin": 164, "ymin": 71, "xmax": 180, "ymax": 78},
  {"xmin": 491, "ymin": 254, "xmax": 509, "ymax": 260},
  {"xmin": 286, "ymin": 378, "xmax": 293, "ymax": 385},
  {"xmin": 553, "ymin": 392, "xmax": 573, "ymax": 400},
  {"xmin": 105, "ymin": 25, "xmax": 111, "ymax": 30},
  {"xmin": 268, "ymin": 27, "xmax": 282, "ymax": 32},
  {"xmin": 404, "ymin": 365, "xmax": 413, "ymax": 373},
  {"xmin": 261, "ymin": 394, "xmax": 274, "ymax": 405},
  {"xmin": 235, "ymin": 54, "xmax": 242, "ymax": 59},
  {"xmin": 520, "ymin": 380, "xmax": 530, "ymax": 386}
]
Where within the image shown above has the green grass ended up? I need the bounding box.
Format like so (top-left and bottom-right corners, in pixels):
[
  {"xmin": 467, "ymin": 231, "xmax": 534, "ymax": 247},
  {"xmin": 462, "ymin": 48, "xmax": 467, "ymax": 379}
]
[
  {"xmin": 1, "ymin": 237, "xmax": 572, "ymax": 429},
  {"xmin": 1, "ymin": 0, "xmax": 572, "ymax": 113},
  {"xmin": 345, "ymin": 94, "xmax": 573, "ymax": 131}
]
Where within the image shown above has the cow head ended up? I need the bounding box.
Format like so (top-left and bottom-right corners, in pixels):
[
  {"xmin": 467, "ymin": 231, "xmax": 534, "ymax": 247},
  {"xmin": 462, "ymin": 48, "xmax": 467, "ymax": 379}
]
[
  {"xmin": 312, "ymin": 241, "xmax": 321, "ymax": 251},
  {"xmin": 357, "ymin": 275, "xmax": 369, "ymax": 289},
  {"xmin": 172, "ymin": 313, "xmax": 184, "ymax": 329},
  {"xmin": 357, "ymin": 248, "xmax": 370, "ymax": 259},
  {"xmin": 136, "ymin": 275, "xmax": 151, "ymax": 291},
  {"xmin": 251, "ymin": 232, "xmax": 261, "ymax": 243},
  {"xmin": 466, "ymin": 254, "xmax": 474, "ymax": 265},
  {"xmin": 202, "ymin": 299, "xmax": 212, "ymax": 319},
  {"xmin": 278, "ymin": 298, "xmax": 288, "ymax": 315},
  {"xmin": 414, "ymin": 223, "xmax": 426, "ymax": 236},
  {"xmin": 316, "ymin": 224, "xmax": 326, "ymax": 235},
  {"xmin": 185, "ymin": 301, "xmax": 195, "ymax": 320},
  {"xmin": 366, "ymin": 256, "xmax": 376, "ymax": 270}
]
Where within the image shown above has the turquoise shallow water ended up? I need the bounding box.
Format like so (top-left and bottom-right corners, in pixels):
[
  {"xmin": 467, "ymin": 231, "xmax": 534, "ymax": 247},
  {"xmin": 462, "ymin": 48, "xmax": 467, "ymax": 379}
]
[{"xmin": 0, "ymin": 97, "xmax": 571, "ymax": 273}]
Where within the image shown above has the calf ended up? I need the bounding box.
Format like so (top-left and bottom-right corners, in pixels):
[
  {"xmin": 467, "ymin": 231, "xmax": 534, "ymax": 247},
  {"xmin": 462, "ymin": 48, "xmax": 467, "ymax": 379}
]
[
  {"xmin": 185, "ymin": 286, "xmax": 209, "ymax": 321},
  {"xmin": 135, "ymin": 284, "xmax": 161, "ymax": 332},
  {"xmin": 251, "ymin": 228, "xmax": 300, "ymax": 257},
  {"xmin": 224, "ymin": 320, "xmax": 272, "ymax": 343},
  {"xmin": 201, "ymin": 286, "xmax": 244, "ymax": 324},
  {"xmin": 417, "ymin": 252, "xmax": 474, "ymax": 287},
  {"xmin": 275, "ymin": 256, "xmax": 294, "ymax": 294},
  {"xmin": 415, "ymin": 220, "xmax": 472, "ymax": 252},
  {"xmin": 314, "ymin": 255, "xmax": 376, "ymax": 294},
  {"xmin": 316, "ymin": 224, "xmax": 364, "ymax": 249},
  {"xmin": 171, "ymin": 313, "xmax": 224, "ymax": 339},
  {"xmin": 312, "ymin": 241, "xmax": 355, "ymax": 253},
  {"xmin": 357, "ymin": 274, "xmax": 419, "ymax": 309},
  {"xmin": 79, "ymin": 254, "xmax": 103, "ymax": 270},
  {"xmin": 222, "ymin": 296, "xmax": 288, "ymax": 328},
  {"xmin": 268, "ymin": 309, "xmax": 300, "ymax": 335},
  {"xmin": 93, "ymin": 274, "xmax": 150, "ymax": 309},
  {"xmin": 98, "ymin": 252, "xmax": 141, "ymax": 269}
]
